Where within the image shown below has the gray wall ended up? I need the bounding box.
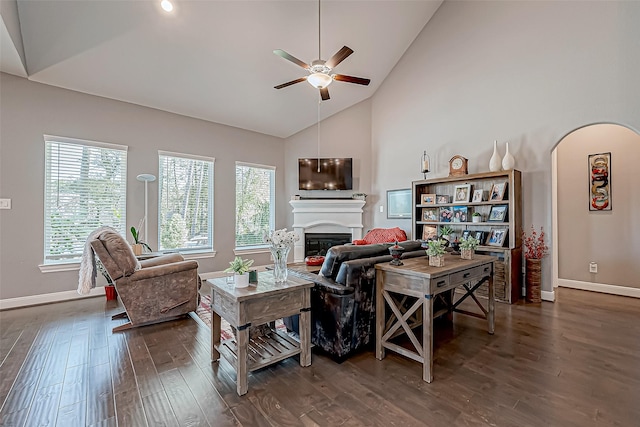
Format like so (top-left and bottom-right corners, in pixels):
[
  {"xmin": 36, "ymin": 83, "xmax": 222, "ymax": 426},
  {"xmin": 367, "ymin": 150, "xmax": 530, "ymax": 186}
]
[
  {"xmin": 557, "ymin": 124, "xmax": 640, "ymax": 288},
  {"xmin": 368, "ymin": 0, "xmax": 640, "ymax": 293},
  {"xmin": 0, "ymin": 73, "xmax": 285, "ymax": 300}
]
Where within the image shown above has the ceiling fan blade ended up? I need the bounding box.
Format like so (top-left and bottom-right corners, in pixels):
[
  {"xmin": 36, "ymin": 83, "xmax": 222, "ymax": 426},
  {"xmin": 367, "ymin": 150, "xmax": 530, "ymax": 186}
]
[
  {"xmin": 273, "ymin": 49, "xmax": 310, "ymax": 70},
  {"xmin": 325, "ymin": 46, "xmax": 354, "ymax": 69},
  {"xmin": 274, "ymin": 77, "xmax": 307, "ymax": 89},
  {"xmin": 320, "ymin": 87, "xmax": 330, "ymax": 101},
  {"xmin": 333, "ymin": 74, "xmax": 371, "ymax": 86}
]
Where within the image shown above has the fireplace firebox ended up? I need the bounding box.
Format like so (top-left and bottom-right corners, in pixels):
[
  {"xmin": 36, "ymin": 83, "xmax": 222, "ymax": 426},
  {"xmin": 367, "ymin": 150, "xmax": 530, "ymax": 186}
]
[{"xmin": 305, "ymin": 233, "xmax": 352, "ymax": 257}]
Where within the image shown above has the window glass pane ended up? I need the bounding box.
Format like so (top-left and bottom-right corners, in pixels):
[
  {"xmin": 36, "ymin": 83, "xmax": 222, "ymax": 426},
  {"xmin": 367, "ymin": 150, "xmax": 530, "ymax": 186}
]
[
  {"xmin": 159, "ymin": 154, "xmax": 213, "ymax": 253},
  {"xmin": 235, "ymin": 163, "xmax": 275, "ymax": 247},
  {"xmin": 44, "ymin": 138, "xmax": 127, "ymax": 264}
]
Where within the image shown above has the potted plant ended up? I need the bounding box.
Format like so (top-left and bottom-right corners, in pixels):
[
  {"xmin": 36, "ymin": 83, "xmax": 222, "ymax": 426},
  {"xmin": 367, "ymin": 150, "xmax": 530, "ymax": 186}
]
[
  {"xmin": 425, "ymin": 239, "xmax": 446, "ymax": 267},
  {"xmin": 459, "ymin": 235, "xmax": 480, "ymax": 260},
  {"xmin": 522, "ymin": 226, "xmax": 548, "ymax": 303},
  {"xmin": 472, "ymin": 212, "xmax": 482, "ymax": 223},
  {"xmin": 352, "ymin": 193, "xmax": 367, "ymax": 201},
  {"xmin": 225, "ymin": 256, "xmax": 254, "ymax": 288},
  {"xmin": 439, "ymin": 225, "xmax": 454, "ymax": 243},
  {"xmin": 130, "ymin": 226, "xmax": 152, "ymax": 255}
]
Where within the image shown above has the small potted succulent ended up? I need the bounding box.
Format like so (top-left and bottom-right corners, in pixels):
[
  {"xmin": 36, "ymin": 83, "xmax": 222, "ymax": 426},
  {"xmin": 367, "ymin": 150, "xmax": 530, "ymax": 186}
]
[
  {"xmin": 425, "ymin": 239, "xmax": 446, "ymax": 267},
  {"xmin": 439, "ymin": 225, "xmax": 454, "ymax": 244},
  {"xmin": 459, "ymin": 235, "xmax": 480, "ymax": 260},
  {"xmin": 224, "ymin": 256, "xmax": 254, "ymax": 288},
  {"xmin": 472, "ymin": 212, "xmax": 482, "ymax": 223}
]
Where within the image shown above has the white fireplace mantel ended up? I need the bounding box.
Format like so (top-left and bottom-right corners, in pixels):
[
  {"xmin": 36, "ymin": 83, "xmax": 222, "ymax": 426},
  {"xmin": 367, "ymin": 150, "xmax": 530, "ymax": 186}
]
[{"xmin": 290, "ymin": 199, "xmax": 366, "ymax": 262}]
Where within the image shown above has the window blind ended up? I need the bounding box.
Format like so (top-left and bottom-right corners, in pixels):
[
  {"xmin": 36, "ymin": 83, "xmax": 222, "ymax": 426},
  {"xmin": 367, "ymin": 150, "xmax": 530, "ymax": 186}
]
[
  {"xmin": 235, "ymin": 162, "xmax": 275, "ymax": 248},
  {"xmin": 158, "ymin": 152, "xmax": 214, "ymax": 253},
  {"xmin": 44, "ymin": 137, "xmax": 127, "ymax": 264}
]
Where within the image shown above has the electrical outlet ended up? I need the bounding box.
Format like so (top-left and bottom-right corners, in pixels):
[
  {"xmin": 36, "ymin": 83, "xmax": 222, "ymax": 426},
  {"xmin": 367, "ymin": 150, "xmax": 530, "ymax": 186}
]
[
  {"xmin": 379, "ymin": 205, "xmax": 384, "ymax": 213},
  {"xmin": 589, "ymin": 262, "xmax": 598, "ymax": 274},
  {"xmin": 0, "ymin": 199, "xmax": 11, "ymax": 209}
]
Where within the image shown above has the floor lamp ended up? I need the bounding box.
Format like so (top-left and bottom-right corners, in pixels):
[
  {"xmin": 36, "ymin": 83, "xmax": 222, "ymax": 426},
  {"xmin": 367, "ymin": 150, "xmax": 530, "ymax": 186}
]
[{"xmin": 136, "ymin": 174, "xmax": 156, "ymax": 243}]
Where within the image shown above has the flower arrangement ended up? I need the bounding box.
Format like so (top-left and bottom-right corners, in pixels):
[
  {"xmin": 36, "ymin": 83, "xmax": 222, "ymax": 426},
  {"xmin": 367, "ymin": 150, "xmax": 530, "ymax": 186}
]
[
  {"xmin": 425, "ymin": 239, "xmax": 446, "ymax": 257},
  {"xmin": 523, "ymin": 226, "xmax": 549, "ymax": 259},
  {"xmin": 224, "ymin": 256, "xmax": 254, "ymax": 274},
  {"xmin": 264, "ymin": 228, "xmax": 300, "ymax": 249},
  {"xmin": 459, "ymin": 235, "xmax": 480, "ymax": 250}
]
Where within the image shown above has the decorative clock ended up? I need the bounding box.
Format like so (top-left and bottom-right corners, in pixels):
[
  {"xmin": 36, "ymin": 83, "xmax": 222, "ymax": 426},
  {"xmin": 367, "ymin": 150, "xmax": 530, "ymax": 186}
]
[{"xmin": 449, "ymin": 155, "xmax": 469, "ymax": 177}]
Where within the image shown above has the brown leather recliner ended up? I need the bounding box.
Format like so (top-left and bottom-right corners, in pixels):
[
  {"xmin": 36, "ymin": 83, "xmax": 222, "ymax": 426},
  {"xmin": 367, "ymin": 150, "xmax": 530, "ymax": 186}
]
[{"xmin": 90, "ymin": 229, "xmax": 199, "ymax": 332}]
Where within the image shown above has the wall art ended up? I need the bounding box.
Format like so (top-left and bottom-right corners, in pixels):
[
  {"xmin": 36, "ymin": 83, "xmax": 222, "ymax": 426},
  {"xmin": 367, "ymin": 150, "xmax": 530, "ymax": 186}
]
[{"xmin": 589, "ymin": 152, "xmax": 611, "ymax": 211}]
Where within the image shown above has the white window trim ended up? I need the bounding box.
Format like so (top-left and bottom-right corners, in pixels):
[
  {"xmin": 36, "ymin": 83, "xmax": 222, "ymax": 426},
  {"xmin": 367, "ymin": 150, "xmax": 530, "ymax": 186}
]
[
  {"xmin": 158, "ymin": 150, "xmax": 215, "ymax": 163},
  {"xmin": 234, "ymin": 162, "xmax": 276, "ymax": 250}
]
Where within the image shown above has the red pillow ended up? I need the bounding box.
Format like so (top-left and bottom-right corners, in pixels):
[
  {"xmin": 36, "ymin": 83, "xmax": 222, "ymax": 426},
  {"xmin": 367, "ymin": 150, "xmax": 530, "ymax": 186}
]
[{"xmin": 355, "ymin": 227, "xmax": 408, "ymax": 245}]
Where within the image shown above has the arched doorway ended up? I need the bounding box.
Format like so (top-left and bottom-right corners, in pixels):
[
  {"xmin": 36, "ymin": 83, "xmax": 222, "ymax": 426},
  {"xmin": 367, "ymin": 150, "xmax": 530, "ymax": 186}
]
[{"xmin": 552, "ymin": 123, "xmax": 640, "ymax": 298}]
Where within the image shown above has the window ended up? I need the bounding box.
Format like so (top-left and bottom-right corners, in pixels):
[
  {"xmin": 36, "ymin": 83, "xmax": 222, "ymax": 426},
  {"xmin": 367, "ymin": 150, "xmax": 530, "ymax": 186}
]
[
  {"xmin": 44, "ymin": 136, "xmax": 127, "ymax": 264},
  {"xmin": 235, "ymin": 162, "xmax": 275, "ymax": 248},
  {"xmin": 158, "ymin": 151, "xmax": 214, "ymax": 253}
]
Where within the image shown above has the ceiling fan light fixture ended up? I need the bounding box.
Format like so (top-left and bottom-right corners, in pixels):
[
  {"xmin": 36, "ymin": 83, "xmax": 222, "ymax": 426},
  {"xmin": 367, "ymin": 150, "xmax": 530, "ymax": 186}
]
[
  {"xmin": 161, "ymin": 0, "xmax": 174, "ymax": 12},
  {"xmin": 307, "ymin": 72, "xmax": 333, "ymax": 89}
]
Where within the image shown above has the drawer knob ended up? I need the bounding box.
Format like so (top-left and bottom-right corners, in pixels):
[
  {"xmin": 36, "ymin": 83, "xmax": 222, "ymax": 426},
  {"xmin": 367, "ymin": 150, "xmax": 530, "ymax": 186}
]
[
  {"xmin": 437, "ymin": 280, "xmax": 446, "ymax": 287},
  {"xmin": 463, "ymin": 272, "xmax": 470, "ymax": 278}
]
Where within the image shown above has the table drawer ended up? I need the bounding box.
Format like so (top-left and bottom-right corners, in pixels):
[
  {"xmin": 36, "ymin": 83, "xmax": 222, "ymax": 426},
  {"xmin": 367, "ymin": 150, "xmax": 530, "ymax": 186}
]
[
  {"xmin": 429, "ymin": 276, "xmax": 450, "ymax": 293},
  {"xmin": 450, "ymin": 264, "xmax": 491, "ymax": 285}
]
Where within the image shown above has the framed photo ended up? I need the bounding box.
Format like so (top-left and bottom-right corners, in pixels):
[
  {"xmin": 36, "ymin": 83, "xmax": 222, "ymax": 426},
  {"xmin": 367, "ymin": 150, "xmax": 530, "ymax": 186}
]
[
  {"xmin": 472, "ymin": 189, "xmax": 484, "ymax": 203},
  {"xmin": 387, "ymin": 189, "xmax": 412, "ymax": 219},
  {"xmin": 453, "ymin": 184, "xmax": 472, "ymax": 204},
  {"xmin": 422, "ymin": 225, "xmax": 438, "ymax": 240},
  {"xmin": 488, "ymin": 204, "xmax": 508, "ymax": 222},
  {"xmin": 473, "ymin": 231, "xmax": 485, "ymax": 243},
  {"xmin": 486, "ymin": 228, "xmax": 508, "ymax": 247},
  {"xmin": 439, "ymin": 207, "xmax": 453, "ymax": 223},
  {"xmin": 452, "ymin": 206, "xmax": 468, "ymax": 223},
  {"xmin": 489, "ymin": 182, "xmax": 507, "ymax": 201},
  {"xmin": 461, "ymin": 230, "xmax": 471, "ymax": 240},
  {"xmin": 421, "ymin": 193, "xmax": 436, "ymax": 205},
  {"xmin": 589, "ymin": 152, "xmax": 611, "ymax": 211},
  {"xmin": 436, "ymin": 195, "xmax": 450, "ymax": 204},
  {"xmin": 421, "ymin": 208, "xmax": 439, "ymax": 222}
]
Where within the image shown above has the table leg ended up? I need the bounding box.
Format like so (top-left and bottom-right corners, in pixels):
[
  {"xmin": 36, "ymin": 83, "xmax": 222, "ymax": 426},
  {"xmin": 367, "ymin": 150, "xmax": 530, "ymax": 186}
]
[
  {"xmin": 423, "ymin": 295, "xmax": 434, "ymax": 383},
  {"xmin": 488, "ymin": 272, "xmax": 495, "ymax": 335},
  {"xmin": 299, "ymin": 310, "xmax": 311, "ymax": 367},
  {"xmin": 236, "ymin": 326, "xmax": 249, "ymax": 395},
  {"xmin": 211, "ymin": 311, "xmax": 221, "ymax": 362},
  {"xmin": 375, "ymin": 273, "xmax": 385, "ymax": 360}
]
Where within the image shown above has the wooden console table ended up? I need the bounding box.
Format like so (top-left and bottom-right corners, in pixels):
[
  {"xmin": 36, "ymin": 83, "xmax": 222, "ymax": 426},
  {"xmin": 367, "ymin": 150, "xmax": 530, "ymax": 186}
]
[
  {"xmin": 208, "ymin": 271, "xmax": 313, "ymax": 395},
  {"xmin": 375, "ymin": 254, "xmax": 495, "ymax": 383}
]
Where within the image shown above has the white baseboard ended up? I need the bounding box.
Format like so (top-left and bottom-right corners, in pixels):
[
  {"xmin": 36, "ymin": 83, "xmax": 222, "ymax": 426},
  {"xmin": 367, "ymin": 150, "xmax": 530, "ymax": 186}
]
[
  {"xmin": 0, "ymin": 287, "xmax": 106, "ymax": 310},
  {"xmin": 541, "ymin": 290, "xmax": 556, "ymax": 302},
  {"xmin": 557, "ymin": 279, "xmax": 640, "ymax": 299}
]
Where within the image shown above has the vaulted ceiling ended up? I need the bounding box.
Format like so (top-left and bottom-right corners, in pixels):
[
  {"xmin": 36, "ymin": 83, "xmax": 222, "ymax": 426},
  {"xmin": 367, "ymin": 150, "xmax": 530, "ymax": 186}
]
[{"xmin": 1, "ymin": 0, "xmax": 442, "ymax": 138}]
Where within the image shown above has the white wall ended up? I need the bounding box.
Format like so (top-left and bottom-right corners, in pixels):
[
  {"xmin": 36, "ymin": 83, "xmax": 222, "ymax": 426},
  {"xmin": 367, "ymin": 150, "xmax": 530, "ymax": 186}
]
[
  {"xmin": 284, "ymin": 99, "xmax": 375, "ymax": 229},
  {"xmin": 0, "ymin": 73, "xmax": 286, "ymax": 300},
  {"xmin": 557, "ymin": 124, "xmax": 640, "ymax": 288},
  {"xmin": 368, "ymin": 0, "xmax": 640, "ymax": 293}
]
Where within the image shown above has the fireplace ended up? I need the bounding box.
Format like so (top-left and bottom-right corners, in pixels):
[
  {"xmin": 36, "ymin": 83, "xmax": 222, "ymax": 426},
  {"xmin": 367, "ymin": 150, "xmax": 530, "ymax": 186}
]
[
  {"xmin": 305, "ymin": 233, "xmax": 352, "ymax": 257},
  {"xmin": 290, "ymin": 199, "xmax": 366, "ymax": 262}
]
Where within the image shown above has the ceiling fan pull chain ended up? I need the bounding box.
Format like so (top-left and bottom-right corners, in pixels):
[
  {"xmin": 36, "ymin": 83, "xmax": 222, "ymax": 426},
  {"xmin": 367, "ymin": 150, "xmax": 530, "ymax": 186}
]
[{"xmin": 317, "ymin": 99, "xmax": 321, "ymax": 171}]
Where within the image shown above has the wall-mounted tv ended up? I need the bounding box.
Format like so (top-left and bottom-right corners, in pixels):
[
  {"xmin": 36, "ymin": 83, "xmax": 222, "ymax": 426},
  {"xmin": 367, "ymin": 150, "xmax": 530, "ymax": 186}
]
[{"xmin": 298, "ymin": 158, "xmax": 353, "ymax": 191}]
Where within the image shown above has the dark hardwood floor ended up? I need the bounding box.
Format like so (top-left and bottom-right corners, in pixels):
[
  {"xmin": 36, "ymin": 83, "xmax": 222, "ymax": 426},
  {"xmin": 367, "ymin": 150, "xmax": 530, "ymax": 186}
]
[{"xmin": 1, "ymin": 287, "xmax": 639, "ymax": 426}]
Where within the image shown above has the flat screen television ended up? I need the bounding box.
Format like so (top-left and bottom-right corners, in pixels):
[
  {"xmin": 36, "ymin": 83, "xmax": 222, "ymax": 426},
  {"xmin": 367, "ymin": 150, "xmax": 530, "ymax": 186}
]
[{"xmin": 298, "ymin": 158, "xmax": 353, "ymax": 190}]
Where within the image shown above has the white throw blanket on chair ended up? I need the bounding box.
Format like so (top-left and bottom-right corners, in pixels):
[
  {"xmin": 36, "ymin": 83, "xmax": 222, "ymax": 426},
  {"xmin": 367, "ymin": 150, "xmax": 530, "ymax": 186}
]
[{"xmin": 77, "ymin": 226, "xmax": 117, "ymax": 295}]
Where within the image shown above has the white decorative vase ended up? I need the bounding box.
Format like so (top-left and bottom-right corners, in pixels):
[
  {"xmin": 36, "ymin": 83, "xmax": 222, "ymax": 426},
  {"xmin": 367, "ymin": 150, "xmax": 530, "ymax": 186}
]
[
  {"xmin": 489, "ymin": 140, "xmax": 502, "ymax": 172},
  {"xmin": 502, "ymin": 142, "xmax": 515, "ymax": 170},
  {"xmin": 234, "ymin": 273, "xmax": 250, "ymax": 288},
  {"xmin": 472, "ymin": 215, "xmax": 481, "ymax": 223}
]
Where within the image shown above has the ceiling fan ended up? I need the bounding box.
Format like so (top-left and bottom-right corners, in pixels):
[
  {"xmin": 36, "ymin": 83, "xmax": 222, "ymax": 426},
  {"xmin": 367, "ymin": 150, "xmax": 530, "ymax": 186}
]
[{"xmin": 273, "ymin": 0, "xmax": 370, "ymax": 101}]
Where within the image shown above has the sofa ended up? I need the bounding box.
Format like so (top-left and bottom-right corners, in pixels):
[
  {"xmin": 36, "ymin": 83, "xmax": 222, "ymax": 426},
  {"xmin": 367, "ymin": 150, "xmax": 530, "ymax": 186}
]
[{"xmin": 287, "ymin": 240, "xmax": 426, "ymax": 360}]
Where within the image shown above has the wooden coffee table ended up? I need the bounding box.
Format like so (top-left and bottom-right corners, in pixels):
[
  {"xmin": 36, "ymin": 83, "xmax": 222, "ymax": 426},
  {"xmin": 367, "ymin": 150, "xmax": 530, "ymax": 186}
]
[{"xmin": 208, "ymin": 271, "xmax": 313, "ymax": 395}]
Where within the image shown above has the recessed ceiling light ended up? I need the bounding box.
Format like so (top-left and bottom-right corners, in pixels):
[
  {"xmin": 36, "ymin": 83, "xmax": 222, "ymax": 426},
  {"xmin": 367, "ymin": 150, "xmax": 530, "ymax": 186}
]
[{"xmin": 161, "ymin": 0, "xmax": 173, "ymax": 12}]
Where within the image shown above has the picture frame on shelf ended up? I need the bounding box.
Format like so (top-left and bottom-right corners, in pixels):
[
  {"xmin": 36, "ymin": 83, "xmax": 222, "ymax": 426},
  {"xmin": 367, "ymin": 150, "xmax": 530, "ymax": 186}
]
[
  {"xmin": 472, "ymin": 189, "xmax": 484, "ymax": 203},
  {"xmin": 421, "ymin": 193, "xmax": 437, "ymax": 205},
  {"xmin": 439, "ymin": 207, "xmax": 453, "ymax": 222},
  {"xmin": 421, "ymin": 208, "xmax": 439, "ymax": 222},
  {"xmin": 422, "ymin": 225, "xmax": 438, "ymax": 240},
  {"xmin": 488, "ymin": 204, "xmax": 508, "ymax": 222},
  {"xmin": 489, "ymin": 182, "xmax": 508, "ymax": 201},
  {"xmin": 436, "ymin": 195, "xmax": 450, "ymax": 204},
  {"xmin": 452, "ymin": 206, "xmax": 468, "ymax": 222},
  {"xmin": 473, "ymin": 231, "xmax": 485, "ymax": 242},
  {"xmin": 453, "ymin": 184, "xmax": 472, "ymax": 204},
  {"xmin": 486, "ymin": 228, "xmax": 508, "ymax": 247},
  {"xmin": 387, "ymin": 188, "xmax": 412, "ymax": 219},
  {"xmin": 462, "ymin": 230, "xmax": 471, "ymax": 240}
]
